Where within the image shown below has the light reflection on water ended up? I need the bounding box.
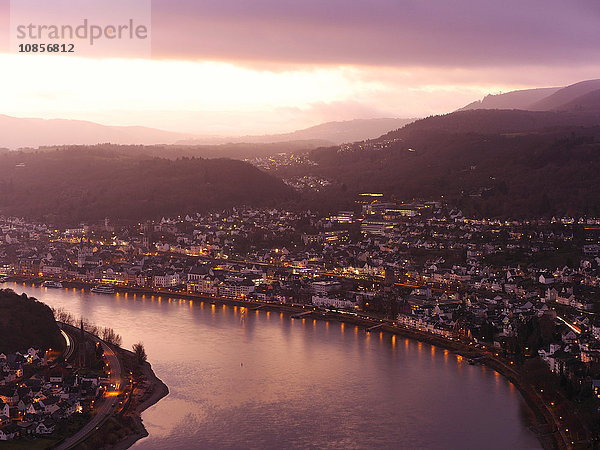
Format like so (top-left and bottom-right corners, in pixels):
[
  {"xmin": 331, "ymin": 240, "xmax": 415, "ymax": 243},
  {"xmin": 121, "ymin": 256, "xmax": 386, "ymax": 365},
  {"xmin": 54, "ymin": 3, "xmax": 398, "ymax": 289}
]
[{"xmin": 6, "ymin": 282, "xmax": 540, "ymax": 449}]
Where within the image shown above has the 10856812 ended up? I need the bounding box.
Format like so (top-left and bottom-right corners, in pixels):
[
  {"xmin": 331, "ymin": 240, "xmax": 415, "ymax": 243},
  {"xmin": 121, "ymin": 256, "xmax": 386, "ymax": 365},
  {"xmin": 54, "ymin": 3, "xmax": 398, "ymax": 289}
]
[{"xmin": 18, "ymin": 43, "xmax": 75, "ymax": 53}]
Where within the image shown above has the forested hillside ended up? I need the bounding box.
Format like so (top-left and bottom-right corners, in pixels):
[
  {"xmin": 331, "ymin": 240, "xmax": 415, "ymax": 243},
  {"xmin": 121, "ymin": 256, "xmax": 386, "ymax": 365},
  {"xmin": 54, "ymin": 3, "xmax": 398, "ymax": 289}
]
[
  {"xmin": 0, "ymin": 289, "xmax": 64, "ymax": 353},
  {"xmin": 304, "ymin": 110, "xmax": 600, "ymax": 217},
  {"xmin": 34, "ymin": 141, "xmax": 328, "ymax": 161},
  {"xmin": 0, "ymin": 149, "xmax": 296, "ymax": 223},
  {"xmin": 381, "ymin": 109, "xmax": 600, "ymax": 138}
]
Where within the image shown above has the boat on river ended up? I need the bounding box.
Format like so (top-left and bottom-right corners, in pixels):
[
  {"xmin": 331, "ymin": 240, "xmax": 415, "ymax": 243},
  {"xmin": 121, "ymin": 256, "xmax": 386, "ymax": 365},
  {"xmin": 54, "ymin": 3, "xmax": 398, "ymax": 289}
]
[{"xmin": 91, "ymin": 284, "xmax": 116, "ymax": 294}]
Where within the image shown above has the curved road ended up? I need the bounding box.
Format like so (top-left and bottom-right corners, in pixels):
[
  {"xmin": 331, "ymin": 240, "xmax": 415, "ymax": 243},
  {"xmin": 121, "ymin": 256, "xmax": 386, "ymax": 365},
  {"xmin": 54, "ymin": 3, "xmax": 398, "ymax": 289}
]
[
  {"xmin": 60, "ymin": 328, "xmax": 75, "ymax": 361},
  {"xmin": 56, "ymin": 324, "xmax": 123, "ymax": 450}
]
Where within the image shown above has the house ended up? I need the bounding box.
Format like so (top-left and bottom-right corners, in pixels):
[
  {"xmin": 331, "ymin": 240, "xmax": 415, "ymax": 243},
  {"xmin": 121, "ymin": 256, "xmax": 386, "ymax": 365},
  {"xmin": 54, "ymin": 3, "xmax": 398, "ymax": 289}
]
[
  {"xmin": 218, "ymin": 279, "xmax": 255, "ymax": 298},
  {"xmin": 16, "ymin": 421, "xmax": 36, "ymax": 436},
  {"xmin": 187, "ymin": 265, "xmax": 210, "ymax": 282},
  {"xmin": 152, "ymin": 271, "xmax": 181, "ymax": 288},
  {"xmin": 0, "ymin": 401, "xmax": 8, "ymax": 418},
  {"xmin": 188, "ymin": 275, "xmax": 219, "ymax": 295},
  {"xmin": 561, "ymin": 330, "xmax": 578, "ymax": 344},
  {"xmin": 312, "ymin": 294, "xmax": 356, "ymax": 310},
  {"xmin": 539, "ymin": 274, "xmax": 555, "ymax": 285},
  {"xmin": 40, "ymin": 396, "xmax": 60, "ymax": 415},
  {"xmin": 0, "ymin": 423, "xmax": 19, "ymax": 440},
  {"xmin": 311, "ymin": 281, "xmax": 342, "ymax": 295},
  {"xmin": 0, "ymin": 388, "xmax": 18, "ymax": 405},
  {"xmin": 35, "ymin": 419, "xmax": 56, "ymax": 435}
]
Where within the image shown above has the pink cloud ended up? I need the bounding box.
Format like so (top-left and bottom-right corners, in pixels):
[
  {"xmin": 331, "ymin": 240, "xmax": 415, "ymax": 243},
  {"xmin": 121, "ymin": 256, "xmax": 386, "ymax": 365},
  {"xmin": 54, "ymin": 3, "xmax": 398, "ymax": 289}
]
[{"xmin": 148, "ymin": 0, "xmax": 600, "ymax": 68}]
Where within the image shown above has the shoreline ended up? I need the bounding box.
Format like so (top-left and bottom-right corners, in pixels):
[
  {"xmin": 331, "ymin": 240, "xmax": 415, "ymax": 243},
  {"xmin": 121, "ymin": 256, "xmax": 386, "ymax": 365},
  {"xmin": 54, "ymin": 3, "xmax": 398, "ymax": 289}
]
[
  {"xmin": 112, "ymin": 355, "xmax": 170, "ymax": 450},
  {"xmin": 6, "ymin": 276, "xmax": 567, "ymax": 449}
]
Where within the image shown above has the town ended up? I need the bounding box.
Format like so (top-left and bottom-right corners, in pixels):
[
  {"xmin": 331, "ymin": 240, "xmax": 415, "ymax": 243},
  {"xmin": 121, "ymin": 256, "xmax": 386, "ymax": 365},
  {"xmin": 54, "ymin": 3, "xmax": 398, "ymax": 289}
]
[
  {"xmin": 0, "ymin": 325, "xmax": 116, "ymax": 444},
  {"xmin": 1, "ymin": 197, "xmax": 600, "ymax": 443}
]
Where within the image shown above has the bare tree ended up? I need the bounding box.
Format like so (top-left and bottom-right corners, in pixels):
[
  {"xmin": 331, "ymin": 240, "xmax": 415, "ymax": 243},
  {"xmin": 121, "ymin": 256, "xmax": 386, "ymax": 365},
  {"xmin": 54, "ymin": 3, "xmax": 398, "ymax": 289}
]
[
  {"xmin": 52, "ymin": 307, "xmax": 76, "ymax": 326},
  {"xmin": 51, "ymin": 308, "xmax": 123, "ymax": 347},
  {"xmin": 102, "ymin": 327, "xmax": 123, "ymax": 347}
]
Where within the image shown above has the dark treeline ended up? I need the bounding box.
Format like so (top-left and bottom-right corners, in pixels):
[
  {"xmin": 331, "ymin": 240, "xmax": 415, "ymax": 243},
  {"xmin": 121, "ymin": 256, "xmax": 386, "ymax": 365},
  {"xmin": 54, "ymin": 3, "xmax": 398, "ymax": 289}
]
[
  {"xmin": 381, "ymin": 109, "xmax": 600, "ymax": 138},
  {"xmin": 301, "ymin": 110, "xmax": 600, "ymax": 218},
  {"xmin": 0, "ymin": 148, "xmax": 296, "ymax": 223},
  {"xmin": 27, "ymin": 140, "xmax": 326, "ymax": 160},
  {"xmin": 0, "ymin": 289, "xmax": 64, "ymax": 353}
]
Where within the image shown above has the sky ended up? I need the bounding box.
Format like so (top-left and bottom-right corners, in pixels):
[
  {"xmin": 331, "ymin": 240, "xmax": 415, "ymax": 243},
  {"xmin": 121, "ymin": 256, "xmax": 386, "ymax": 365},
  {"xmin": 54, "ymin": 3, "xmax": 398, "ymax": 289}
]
[{"xmin": 0, "ymin": 0, "xmax": 599, "ymax": 135}]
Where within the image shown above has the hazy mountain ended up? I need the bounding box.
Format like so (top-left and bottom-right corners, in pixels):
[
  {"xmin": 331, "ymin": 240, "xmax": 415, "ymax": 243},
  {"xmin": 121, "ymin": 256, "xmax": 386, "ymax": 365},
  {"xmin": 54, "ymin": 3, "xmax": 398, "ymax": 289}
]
[
  {"xmin": 179, "ymin": 118, "xmax": 416, "ymax": 146},
  {"xmin": 0, "ymin": 115, "xmax": 414, "ymax": 150},
  {"xmin": 558, "ymin": 89, "xmax": 600, "ymax": 111},
  {"xmin": 458, "ymin": 87, "xmax": 561, "ymax": 111},
  {"xmin": 382, "ymin": 109, "xmax": 600, "ymax": 137},
  {"xmin": 528, "ymin": 79, "xmax": 600, "ymax": 111},
  {"xmin": 0, "ymin": 149, "xmax": 296, "ymax": 223},
  {"xmin": 459, "ymin": 79, "xmax": 600, "ymax": 113},
  {"xmin": 0, "ymin": 115, "xmax": 193, "ymax": 149}
]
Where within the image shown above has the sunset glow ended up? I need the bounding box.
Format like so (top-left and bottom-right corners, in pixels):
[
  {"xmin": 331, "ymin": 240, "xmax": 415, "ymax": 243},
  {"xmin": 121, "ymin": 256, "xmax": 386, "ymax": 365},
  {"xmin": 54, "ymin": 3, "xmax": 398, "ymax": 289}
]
[{"xmin": 1, "ymin": 0, "xmax": 600, "ymax": 134}]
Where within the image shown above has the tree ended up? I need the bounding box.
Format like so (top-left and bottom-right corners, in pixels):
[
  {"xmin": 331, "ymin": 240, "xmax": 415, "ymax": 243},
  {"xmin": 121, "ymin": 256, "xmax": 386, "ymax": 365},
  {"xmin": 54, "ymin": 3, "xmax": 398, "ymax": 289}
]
[
  {"xmin": 102, "ymin": 327, "xmax": 122, "ymax": 347},
  {"xmin": 132, "ymin": 342, "xmax": 147, "ymax": 365}
]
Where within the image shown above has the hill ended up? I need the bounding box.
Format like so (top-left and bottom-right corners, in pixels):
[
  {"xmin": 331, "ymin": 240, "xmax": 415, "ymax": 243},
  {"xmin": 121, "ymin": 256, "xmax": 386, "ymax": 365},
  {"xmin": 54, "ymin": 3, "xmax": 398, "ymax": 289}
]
[
  {"xmin": 559, "ymin": 89, "xmax": 600, "ymax": 112},
  {"xmin": 459, "ymin": 87, "xmax": 561, "ymax": 111},
  {"xmin": 302, "ymin": 109, "xmax": 600, "ymax": 217},
  {"xmin": 0, "ymin": 115, "xmax": 193, "ymax": 149},
  {"xmin": 459, "ymin": 79, "xmax": 600, "ymax": 112},
  {"xmin": 0, "ymin": 149, "xmax": 296, "ymax": 223},
  {"xmin": 529, "ymin": 79, "xmax": 600, "ymax": 111},
  {"xmin": 0, "ymin": 115, "xmax": 413, "ymax": 155},
  {"xmin": 33, "ymin": 141, "xmax": 330, "ymax": 161},
  {"xmin": 179, "ymin": 118, "xmax": 416, "ymax": 146},
  {"xmin": 0, "ymin": 289, "xmax": 64, "ymax": 353},
  {"xmin": 381, "ymin": 109, "xmax": 600, "ymax": 138}
]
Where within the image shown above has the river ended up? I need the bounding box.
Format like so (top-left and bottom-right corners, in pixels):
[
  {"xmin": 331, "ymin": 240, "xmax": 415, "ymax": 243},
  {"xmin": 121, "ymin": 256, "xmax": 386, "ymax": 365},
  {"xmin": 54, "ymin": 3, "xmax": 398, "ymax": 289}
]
[{"xmin": 5, "ymin": 282, "xmax": 541, "ymax": 449}]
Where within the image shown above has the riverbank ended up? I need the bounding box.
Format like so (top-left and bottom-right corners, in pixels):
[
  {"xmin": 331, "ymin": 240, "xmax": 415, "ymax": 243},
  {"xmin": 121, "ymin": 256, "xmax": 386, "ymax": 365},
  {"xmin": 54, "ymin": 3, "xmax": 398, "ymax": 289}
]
[
  {"xmin": 68, "ymin": 347, "xmax": 169, "ymax": 450},
  {"xmin": 310, "ymin": 312, "xmax": 567, "ymax": 450},
  {"xmin": 112, "ymin": 354, "xmax": 169, "ymax": 450},
  {"xmin": 6, "ymin": 276, "xmax": 569, "ymax": 449}
]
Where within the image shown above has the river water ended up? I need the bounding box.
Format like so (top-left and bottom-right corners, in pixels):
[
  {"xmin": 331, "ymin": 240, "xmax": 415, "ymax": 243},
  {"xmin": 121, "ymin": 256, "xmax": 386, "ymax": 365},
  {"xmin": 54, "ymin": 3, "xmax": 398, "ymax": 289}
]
[{"xmin": 5, "ymin": 282, "xmax": 540, "ymax": 449}]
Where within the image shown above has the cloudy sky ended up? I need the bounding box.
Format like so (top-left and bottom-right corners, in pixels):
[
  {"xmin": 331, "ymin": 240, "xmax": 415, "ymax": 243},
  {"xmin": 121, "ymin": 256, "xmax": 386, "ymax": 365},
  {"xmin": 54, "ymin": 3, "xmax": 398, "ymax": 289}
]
[{"xmin": 0, "ymin": 0, "xmax": 599, "ymax": 135}]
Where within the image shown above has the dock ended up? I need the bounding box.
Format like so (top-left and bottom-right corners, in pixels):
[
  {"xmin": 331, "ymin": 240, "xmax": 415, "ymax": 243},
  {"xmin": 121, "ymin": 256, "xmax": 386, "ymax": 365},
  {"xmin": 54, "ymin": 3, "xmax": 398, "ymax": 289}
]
[
  {"xmin": 291, "ymin": 311, "xmax": 313, "ymax": 319},
  {"xmin": 366, "ymin": 324, "xmax": 384, "ymax": 332}
]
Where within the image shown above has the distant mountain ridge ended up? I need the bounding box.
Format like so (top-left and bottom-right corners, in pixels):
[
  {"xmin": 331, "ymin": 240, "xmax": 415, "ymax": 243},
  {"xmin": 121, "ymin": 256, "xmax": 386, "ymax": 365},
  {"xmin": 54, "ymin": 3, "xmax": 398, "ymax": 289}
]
[
  {"xmin": 529, "ymin": 79, "xmax": 600, "ymax": 111},
  {"xmin": 0, "ymin": 115, "xmax": 192, "ymax": 148},
  {"xmin": 459, "ymin": 87, "xmax": 561, "ymax": 111},
  {"xmin": 0, "ymin": 115, "xmax": 415, "ymax": 150},
  {"xmin": 459, "ymin": 79, "xmax": 600, "ymax": 113},
  {"xmin": 178, "ymin": 118, "xmax": 416, "ymax": 146}
]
